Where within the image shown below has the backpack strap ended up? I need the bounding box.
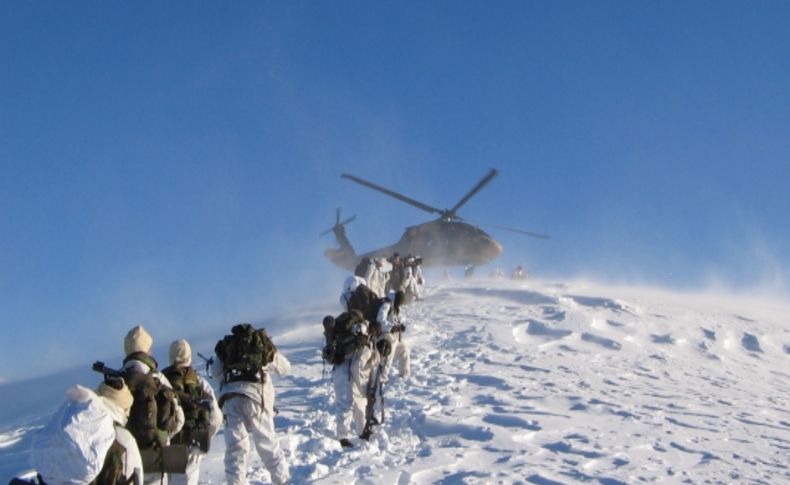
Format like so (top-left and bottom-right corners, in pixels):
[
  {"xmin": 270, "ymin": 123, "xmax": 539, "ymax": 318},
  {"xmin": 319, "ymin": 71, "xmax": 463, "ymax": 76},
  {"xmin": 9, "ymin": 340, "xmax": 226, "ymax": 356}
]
[
  {"xmin": 123, "ymin": 352, "xmax": 158, "ymax": 371},
  {"xmin": 89, "ymin": 439, "xmax": 126, "ymax": 485}
]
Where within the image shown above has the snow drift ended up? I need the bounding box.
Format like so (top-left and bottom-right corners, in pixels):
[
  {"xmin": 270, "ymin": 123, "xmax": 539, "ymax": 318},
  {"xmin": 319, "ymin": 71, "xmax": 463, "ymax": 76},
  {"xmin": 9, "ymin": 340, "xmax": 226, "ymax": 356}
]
[{"xmin": 2, "ymin": 278, "xmax": 789, "ymax": 483}]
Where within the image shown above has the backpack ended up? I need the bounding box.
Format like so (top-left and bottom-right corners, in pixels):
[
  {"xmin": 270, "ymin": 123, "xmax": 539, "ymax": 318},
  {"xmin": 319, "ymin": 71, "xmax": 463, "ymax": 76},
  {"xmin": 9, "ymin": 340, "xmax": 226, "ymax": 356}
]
[
  {"xmin": 215, "ymin": 324, "xmax": 277, "ymax": 383},
  {"xmin": 162, "ymin": 365, "xmax": 210, "ymax": 431},
  {"xmin": 122, "ymin": 354, "xmax": 179, "ymax": 450},
  {"xmin": 350, "ymin": 288, "xmax": 389, "ymax": 337},
  {"xmin": 322, "ymin": 310, "xmax": 369, "ymax": 365},
  {"xmin": 347, "ymin": 284, "xmax": 381, "ymax": 326}
]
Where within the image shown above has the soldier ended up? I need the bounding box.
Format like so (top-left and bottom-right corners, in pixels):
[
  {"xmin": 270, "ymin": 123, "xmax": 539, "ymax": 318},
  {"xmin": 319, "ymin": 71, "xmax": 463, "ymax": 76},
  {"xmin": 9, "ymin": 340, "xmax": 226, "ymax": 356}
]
[
  {"xmin": 95, "ymin": 378, "xmax": 144, "ymax": 483},
  {"xmin": 364, "ymin": 257, "xmax": 392, "ymax": 298},
  {"xmin": 375, "ymin": 291, "xmax": 411, "ymax": 380},
  {"xmin": 29, "ymin": 379, "xmax": 142, "ymax": 484},
  {"xmin": 323, "ymin": 311, "xmax": 380, "ymax": 448},
  {"xmin": 512, "ymin": 265, "xmax": 527, "ymax": 280},
  {"xmin": 403, "ymin": 255, "xmax": 424, "ymax": 302},
  {"xmin": 211, "ymin": 324, "xmax": 290, "ymax": 485},
  {"xmin": 121, "ymin": 325, "xmax": 184, "ymax": 485},
  {"xmin": 386, "ymin": 253, "xmax": 405, "ymax": 294},
  {"xmin": 163, "ymin": 340, "xmax": 222, "ymax": 485}
]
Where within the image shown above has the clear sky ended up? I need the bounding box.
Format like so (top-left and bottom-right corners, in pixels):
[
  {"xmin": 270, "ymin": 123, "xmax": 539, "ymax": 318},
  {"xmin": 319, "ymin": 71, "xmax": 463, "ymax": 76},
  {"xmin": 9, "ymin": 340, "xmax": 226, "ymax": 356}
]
[{"xmin": 2, "ymin": 1, "xmax": 789, "ymax": 382}]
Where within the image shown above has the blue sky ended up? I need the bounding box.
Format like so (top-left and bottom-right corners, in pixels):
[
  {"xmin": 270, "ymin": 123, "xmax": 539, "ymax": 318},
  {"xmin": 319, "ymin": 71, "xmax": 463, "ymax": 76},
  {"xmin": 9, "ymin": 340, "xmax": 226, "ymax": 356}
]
[{"xmin": 2, "ymin": 1, "xmax": 789, "ymax": 381}]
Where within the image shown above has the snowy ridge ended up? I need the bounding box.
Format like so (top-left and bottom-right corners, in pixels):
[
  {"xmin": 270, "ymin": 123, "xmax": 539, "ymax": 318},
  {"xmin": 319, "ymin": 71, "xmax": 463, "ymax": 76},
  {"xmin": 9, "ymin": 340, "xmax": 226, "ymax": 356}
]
[{"xmin": 2, "ymin": 279, "xmax": 790, "ymax": 483}]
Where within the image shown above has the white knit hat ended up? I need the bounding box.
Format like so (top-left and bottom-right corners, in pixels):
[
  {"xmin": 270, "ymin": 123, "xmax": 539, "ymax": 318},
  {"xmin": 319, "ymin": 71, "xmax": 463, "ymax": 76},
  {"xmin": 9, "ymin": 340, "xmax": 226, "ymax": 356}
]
[
  {"xmin": 169, "ymin": 339, "xmax": 192, "ymax": 367},
  {"xmin": 124, "ymin": 325, "xmax": 153, "ymax": 355},
  {"xmin": 97, "ymin": 381, "xmax": 133, "ymax": 413}
]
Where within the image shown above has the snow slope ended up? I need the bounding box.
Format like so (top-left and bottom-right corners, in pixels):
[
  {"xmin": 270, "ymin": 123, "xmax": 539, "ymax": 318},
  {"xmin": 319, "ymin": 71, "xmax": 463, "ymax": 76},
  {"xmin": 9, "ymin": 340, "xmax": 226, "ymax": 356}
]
[{"xmin": 2, "ymin": 279, "xmax": 789, "ymax": 483}]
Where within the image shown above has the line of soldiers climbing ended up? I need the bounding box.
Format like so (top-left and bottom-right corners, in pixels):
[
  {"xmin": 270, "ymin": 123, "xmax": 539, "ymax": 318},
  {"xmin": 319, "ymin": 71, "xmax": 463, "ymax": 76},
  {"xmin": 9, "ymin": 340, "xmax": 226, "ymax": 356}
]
[
  {"xmin": 14, "ymin": 324, "xmax": 290, "ymax": 485},
  {"xmin": 353, "ymin": 252, "xmax": 425, "ymax": 302},
  {"xmin": 10, "ymin": 252, "xmax": 425, "ymax": 485},
  {"xmin": 326, "ymin": 252, "xmax": 423, "ymax": 448}
]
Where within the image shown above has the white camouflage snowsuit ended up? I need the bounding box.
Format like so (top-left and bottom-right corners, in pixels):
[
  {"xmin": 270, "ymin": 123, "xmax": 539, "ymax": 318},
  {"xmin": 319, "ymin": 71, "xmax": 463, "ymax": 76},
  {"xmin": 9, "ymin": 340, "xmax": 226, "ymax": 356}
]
[
  {"xmin": 364, "ymin": 258, "xmax": 391, "ymax": 298},
  {"xmin": 376, "ymin": 299, "xmax": 411, "ymax": 380},
  {"xmin": 403, "ymin": 263, "xmax": 424, "ymax": 300},
  {"xmin": 332, "ymin": 319, "xmax": 380, "ymax": 441},
  {"xmin": 211, "ymin": 351, "xmax": 291, "ymax": 485},
  {"xmin": 31, "ymin": 385, "xmax": 144, "ymax": 484}
]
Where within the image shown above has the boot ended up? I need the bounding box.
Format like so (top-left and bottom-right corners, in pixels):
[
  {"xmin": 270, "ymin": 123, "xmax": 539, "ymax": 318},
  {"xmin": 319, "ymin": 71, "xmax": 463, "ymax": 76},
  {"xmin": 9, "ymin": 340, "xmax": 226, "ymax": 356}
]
[{"xmin": 339, "ymin": 438, "xmax": 353, "ymax": 448}]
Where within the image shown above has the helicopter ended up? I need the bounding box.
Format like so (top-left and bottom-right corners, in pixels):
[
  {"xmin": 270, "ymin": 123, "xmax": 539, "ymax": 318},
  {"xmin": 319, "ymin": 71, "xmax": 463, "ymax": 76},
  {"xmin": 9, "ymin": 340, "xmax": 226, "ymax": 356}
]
[{"xmin": 321, "ymin": 168, "xmax": 549, "ymax": 272}]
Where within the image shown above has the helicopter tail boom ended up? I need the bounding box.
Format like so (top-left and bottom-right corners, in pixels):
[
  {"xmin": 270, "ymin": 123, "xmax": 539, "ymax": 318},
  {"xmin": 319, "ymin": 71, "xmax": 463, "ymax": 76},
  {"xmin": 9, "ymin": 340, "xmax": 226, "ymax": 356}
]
[{"xmin": 322, "ymin": 208, "xmax": 359, "ymax": 270}]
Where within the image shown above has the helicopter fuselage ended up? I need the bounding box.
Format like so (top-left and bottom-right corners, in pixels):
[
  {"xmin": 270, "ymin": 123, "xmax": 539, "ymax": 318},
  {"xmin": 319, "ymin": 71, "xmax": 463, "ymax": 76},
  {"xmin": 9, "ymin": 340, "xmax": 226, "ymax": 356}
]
[
  {"xmin": 324, "ymin": 218, "xmax": 502, "ymax": 270},
  {"xmin": 323, "ymin": 169, "xmax": 544, "ymax": 271}
]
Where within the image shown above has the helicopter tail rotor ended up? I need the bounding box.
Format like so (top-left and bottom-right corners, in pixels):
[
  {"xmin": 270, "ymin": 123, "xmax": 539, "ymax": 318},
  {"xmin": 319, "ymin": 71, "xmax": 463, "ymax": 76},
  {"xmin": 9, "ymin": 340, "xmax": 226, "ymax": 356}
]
[{"xmin": 320, "ymin": 208, "xmax": 356, "ymax": 237}]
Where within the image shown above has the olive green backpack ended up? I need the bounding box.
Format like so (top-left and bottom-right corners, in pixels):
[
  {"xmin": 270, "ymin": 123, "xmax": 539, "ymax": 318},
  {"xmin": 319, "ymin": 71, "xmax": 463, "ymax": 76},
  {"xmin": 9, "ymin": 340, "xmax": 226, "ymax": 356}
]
[{"xmin": 215, "ymin": 324, "xmax": 277, "ymax": 382}]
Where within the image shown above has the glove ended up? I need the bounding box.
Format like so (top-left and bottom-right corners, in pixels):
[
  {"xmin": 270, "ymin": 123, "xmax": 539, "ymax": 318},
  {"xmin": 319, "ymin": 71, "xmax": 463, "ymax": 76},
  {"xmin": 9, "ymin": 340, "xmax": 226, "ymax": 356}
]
[{"xmin": 390, "ymin": 324, "xmax": 406, "ymax": 333}]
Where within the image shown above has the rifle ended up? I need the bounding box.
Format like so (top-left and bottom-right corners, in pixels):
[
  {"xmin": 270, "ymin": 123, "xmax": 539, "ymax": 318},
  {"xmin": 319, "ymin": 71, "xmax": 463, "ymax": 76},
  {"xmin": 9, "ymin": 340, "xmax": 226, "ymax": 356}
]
[
  {"xmin": 197, "ymin": 352, "xmax": 214, "ymax": 376},
  {"xmin": 362, "ymin": 360, "xmax": 385, "ymax": 440},
  {"xmin": 92, "ymin": 360, "xmax": 124, "ymax": 378},
  {"xmin": 92, "ymin": 361, "xmax": 126, "ymax": 389}
]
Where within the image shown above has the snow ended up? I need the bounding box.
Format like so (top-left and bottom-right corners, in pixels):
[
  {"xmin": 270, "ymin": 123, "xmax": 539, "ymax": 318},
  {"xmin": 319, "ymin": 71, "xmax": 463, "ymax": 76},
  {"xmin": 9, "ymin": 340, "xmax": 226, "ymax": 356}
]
[{"xmin": 2, "ymin": 278, "xmax": 790, "ymax": 483}]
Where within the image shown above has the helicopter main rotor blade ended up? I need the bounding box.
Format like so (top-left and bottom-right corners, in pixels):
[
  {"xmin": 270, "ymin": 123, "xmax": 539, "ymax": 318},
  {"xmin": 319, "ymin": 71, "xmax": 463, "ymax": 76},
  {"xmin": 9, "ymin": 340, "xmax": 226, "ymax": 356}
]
[
  {"xmin": 447, "ymin": 168, "xmax": 499, "ymax": 217},
  {"xmin": 341, "ymin": 173, "xmax": 444, "ymax": 216},
  {"xmin": 487, "ymin": 223, "xmax": 550, "ymax": 239}
]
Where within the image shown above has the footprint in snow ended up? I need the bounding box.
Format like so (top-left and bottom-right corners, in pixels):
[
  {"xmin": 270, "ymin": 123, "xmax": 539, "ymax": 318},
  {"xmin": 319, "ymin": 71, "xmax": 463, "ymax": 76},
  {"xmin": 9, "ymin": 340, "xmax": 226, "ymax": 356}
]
[
  {"xmin": 541, "ymin": 306, "xmax": 566, "ymax": 321},
  {"xmin": 452, "ymin": 373, "xmax": 512, "ymax": 391},
  {"xmin": 526, "ymin": 320, "xmax": 573, "ymax": 339},
  {"xmin": 651, "ymin": 333, "xmax": 675, "ymax": 345},
  {"xmin": 415, "ymin": 415, "xmax": 495, "ymax": 441},
  {"xmin": 526, "ymin": 473, "xmax": 566, "ymax": 485},
  {"xmin": 696, "ymin": 341, "xmax": 720, "ymax": 360},
  {"xmin": 581, "ymin": 332, "xmax": 622, "ymax": 350},
  {"xmin": 741, "ymin": 333, "xmax": 762, "ymax": 353},
  {"xmin": 482, "ymin": 414, "xmax": 541, "ymax": 430},
  {"xmin": 543, "ymin": 441, "xmax": 606, "ymax": 458},
  {"xmin": 435, "ymin": 471, "xmax": 492, "ymax": 485}
]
